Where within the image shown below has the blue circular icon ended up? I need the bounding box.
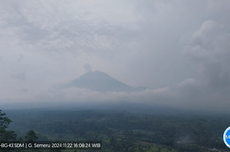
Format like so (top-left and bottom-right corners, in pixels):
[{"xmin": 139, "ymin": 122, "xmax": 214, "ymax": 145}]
[{"xmin": 223, "ymin": 126, "xmax": 230, "ymax": 148}]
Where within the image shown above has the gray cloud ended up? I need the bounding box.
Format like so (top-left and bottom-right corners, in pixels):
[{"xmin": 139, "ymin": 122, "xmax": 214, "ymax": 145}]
[
  {"xmin": 11, "ymin": 72, "xmax": 26, "ymax": 81},
  {"xmin": 84, "ymin": 63, "xmax": 92, "ymax": 73},
  {"xmin": 17, "ymin": 54, "xmax": 23, "ymax": 62},
  {"xmin": 0, "ymin": 0, "xmax": 230, "ymax": 113},
  {"xmin": 184, "ymin": 20, "xmax": 230, "ymax": 88}
]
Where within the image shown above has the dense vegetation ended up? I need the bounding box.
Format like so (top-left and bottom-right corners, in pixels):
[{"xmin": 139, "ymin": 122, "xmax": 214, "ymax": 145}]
[
  {"xmin": 0, "ymin": 110, "xmax": 16, "ymax": 142},
  {"xmin": 1, "ymin": 109, "xmax": 230, "ymax": 152}
]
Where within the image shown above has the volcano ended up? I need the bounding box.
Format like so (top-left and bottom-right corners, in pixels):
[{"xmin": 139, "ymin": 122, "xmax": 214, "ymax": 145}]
[{"xmin": 63, "ymin": 70, "xmax": 148, "ymax": 92}]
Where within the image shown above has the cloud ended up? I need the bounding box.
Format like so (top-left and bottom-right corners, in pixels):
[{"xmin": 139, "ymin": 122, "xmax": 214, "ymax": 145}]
[
  {"xmin": 177, "ymin": 78, "xmax": 196, "ymax": 87},
  {"xmin": 0, "ymin": 0, "xmax": 136, "ymax": 59},
  {"xmin": 17, "ymin": 54, "xmax": 23, "ymax": 62},
  {"xmin": 179, "ymin": 19, "xmax": 230, "ymax": 112},
  {"xmin": 84, "ymin": 63, "xmax": 92, "ymax": 73},
  {"xmin": 184, "ymin": 20, "xmax": 230, "ymax": 88},
  {"xmin": 11, "ymin": 71, "xmax": 26, "ymax": 81},
  {"xmin": 0, "ymin": 1, "xmax": 230, "ymax": 114}
]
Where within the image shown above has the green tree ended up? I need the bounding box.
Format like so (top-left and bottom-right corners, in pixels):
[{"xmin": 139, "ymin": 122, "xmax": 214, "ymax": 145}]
[
  {"xmin": 25, "ymin": 130, "xmax": 38, "ymax": 142},
  {"xmin": 0, "ymin": 110, "xmax": 16, "ymax": 141}
]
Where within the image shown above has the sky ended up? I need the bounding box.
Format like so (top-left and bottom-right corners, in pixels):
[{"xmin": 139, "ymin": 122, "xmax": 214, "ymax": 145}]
[{"xmin": 0, "ymin": 0, "xmax": 230, "ymax": 113}]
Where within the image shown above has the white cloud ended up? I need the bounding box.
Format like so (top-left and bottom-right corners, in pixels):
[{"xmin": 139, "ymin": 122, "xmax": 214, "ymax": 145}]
[{"xmin": 178, "ymin": 79, "xmax": 196, "ymax": 87}]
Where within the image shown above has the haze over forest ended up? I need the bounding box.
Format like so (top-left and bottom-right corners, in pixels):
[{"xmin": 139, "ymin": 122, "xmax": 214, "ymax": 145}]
[{"xmin": 0, "ymin": 0, "xmax": 230, "ymax": 113}]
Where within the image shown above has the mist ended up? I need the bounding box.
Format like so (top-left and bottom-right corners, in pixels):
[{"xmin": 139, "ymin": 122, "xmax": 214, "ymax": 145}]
[{"xmin": 0, "ymin": 0, "xmax": 230, "ymax": 114}]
